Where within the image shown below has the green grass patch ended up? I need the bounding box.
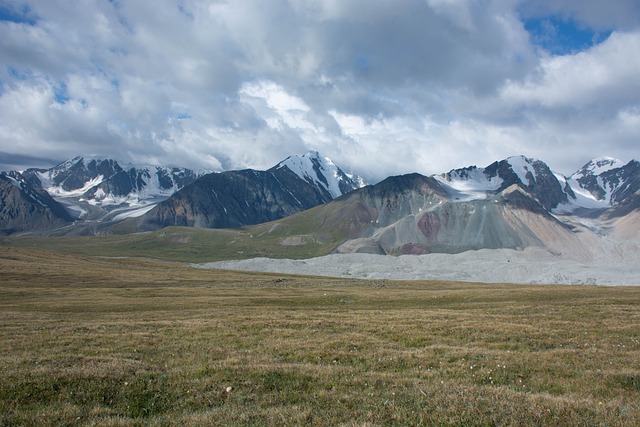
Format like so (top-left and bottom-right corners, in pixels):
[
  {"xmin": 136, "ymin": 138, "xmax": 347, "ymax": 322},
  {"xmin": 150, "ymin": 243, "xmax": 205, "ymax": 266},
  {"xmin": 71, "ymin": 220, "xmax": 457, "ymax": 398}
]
[{"xmin": 1, "ymin": 246, "xmax": 639, "ymax": 425}]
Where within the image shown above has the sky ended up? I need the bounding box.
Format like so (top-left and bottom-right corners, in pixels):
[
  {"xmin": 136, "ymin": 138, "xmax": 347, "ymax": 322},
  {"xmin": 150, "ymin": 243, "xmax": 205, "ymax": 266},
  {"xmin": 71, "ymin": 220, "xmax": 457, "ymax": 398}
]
[{"xmin": 0, "ymin": 0, "xmax": 639, "ymax": 183}]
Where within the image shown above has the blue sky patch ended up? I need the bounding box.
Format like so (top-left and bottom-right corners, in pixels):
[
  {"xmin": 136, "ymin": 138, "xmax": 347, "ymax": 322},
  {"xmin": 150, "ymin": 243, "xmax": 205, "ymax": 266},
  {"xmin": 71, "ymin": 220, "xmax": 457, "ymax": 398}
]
[
  {"xmin": 524, "ymin": 16, "xmax": 612, "ymax": 55},
  {"xmin": 0, "ymin": 4, "xmax": 36, "ymax": 25},
  {"xmin": 53, "ymin": 82, "xmax": 70, "ymax": 105},
  {"xmin": 8, "ymin": 67, "xmax": 31, "ymax": 80}
]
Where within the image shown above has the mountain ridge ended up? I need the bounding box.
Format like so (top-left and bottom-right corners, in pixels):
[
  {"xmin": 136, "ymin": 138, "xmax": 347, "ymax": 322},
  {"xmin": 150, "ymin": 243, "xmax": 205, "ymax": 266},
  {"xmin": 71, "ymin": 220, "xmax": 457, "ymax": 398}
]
[
  {"xmin": 434, "ymin": 155, "xmax": 639, "ymax": 213},
  {"xmin": 133, "ymin": 151, "xmax": 366, "ymax": 231},
  {"xmin": 0, "ymin": 151, "xmax": 367, "ymax": 235},
  {"xmin": 2, "ymin": 153, "xmax": 638, "ymax": 255},
  {"xmin": 0, "ymin": 171, "xmax": 73, "ymax": 235}
]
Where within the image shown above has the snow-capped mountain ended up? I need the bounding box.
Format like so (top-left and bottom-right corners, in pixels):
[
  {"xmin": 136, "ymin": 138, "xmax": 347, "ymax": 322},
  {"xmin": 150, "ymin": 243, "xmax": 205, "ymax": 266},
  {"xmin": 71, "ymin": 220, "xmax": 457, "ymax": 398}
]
[
  {"xmin": 2, "ymin": 152, "xmax": 637, "ymax": 240},
  {"xmin": 434, "ymin": 155, "xmax": 639, "ymax": 214},
  {"xmin": 1, "ymin": 151, "xmax": 365, "ymax": 234},
  {"xmin": 135, "ymin": 152, "xmax": 366, "ymax": 231},
  {"xmin": 273, "ymin": 151, "xmax": 366, "ymax": 198},
  {"xmin": 30, "ymin": 156, "xmax": 205, "ymax": 206},
  {"xmin": 562, "ymin": 157, "xmax": 640, "ymax": 209},
  {"xmin": 5, "ymin": 156, "xmax": 207, "ymax": 223},
  {"xmin": 434, "ymin": 155, "xmax": 571, "ymax": 211}
]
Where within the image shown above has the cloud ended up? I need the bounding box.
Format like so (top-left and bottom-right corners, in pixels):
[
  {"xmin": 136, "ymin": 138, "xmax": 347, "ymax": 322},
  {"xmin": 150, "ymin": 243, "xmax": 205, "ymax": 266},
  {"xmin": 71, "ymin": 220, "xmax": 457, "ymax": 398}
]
[
  {"xmin": 240, "ymin": 80, "xmax": 314, "ymax": 131},
  {"xmin": 495, "ymin": 30, "xmax": 640, "ymax": 172},
  {"xmin": 502, "ymin": 31, "xmax": 640, "ymax": 108},
  {"xmin": 0, "ymin": 0, "xmax": 638, "ymax": 182}
]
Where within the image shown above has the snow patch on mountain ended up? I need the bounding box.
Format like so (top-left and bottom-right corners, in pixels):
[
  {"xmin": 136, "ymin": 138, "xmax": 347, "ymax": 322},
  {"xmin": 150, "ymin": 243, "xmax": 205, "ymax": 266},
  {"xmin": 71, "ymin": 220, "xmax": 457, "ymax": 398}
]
[
  {"xmin": 40, "ymin": 174, "xmax": 105, "ymax": 198},
  {"xmin": 553, "ymin": 174, "xmax": 608, "ymax": 213},
  {"xmin": 434, "ymin": 167, "xmax": 503, "ymax": 201},
  {"xmin": 111, "ymin": 204, "xmax": 157, "ymax": 221},
  {"xmin": 506, "ymin": 155, "xmax": 537, "ymax": 185},
  {"xmin": 3, "ymin": 173, "xmax": 23, "ymax": 191},
  {"xmin": 346, "ymin": 173, "xmax": 367, "ymax": 190},
  {"xmin": 434, "ymin": 155, "xmax": 547, "ymax": 202},
  {"xmin": 572, "ymin": 157, "xmax": 625, "ymax": 180}
]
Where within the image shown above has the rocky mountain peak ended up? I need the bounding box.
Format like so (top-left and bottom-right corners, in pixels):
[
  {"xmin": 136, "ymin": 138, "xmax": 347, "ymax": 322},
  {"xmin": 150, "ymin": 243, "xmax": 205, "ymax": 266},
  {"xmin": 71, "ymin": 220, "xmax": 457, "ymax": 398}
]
[
  {"xmin": 436, "ymin": 155, "xmax": 568, "ymax": 211},
  {"xmin": 572, "ymin": 157, "xmax": 625, "ymax": 180},
  {"xmin": 565, "ymin": 158, "xmax": 639, "ymax": 207},
  {"xmin": 272, "ymin": 150, "xmax": 366, "ymax": 199}
]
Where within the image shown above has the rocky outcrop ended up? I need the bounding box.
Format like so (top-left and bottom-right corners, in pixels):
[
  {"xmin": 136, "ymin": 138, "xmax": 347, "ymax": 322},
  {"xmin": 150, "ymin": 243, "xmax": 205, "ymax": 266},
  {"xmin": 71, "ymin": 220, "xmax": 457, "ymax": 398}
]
[{"xmin": 0, "ymin": 172, "xmax": 72, "ymax": 235}]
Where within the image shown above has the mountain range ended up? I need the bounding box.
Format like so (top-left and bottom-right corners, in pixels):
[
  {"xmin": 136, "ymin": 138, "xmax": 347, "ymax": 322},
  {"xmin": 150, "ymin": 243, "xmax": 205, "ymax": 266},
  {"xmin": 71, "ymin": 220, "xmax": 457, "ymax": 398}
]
[
  {"xmin": 134, "ymin": 152, "xmax": 365, "ymax": 231},
  {"xmin": 0, "ymin": 151, "xmax": 365, "ymax": 235},
  {"xmin": 1, "ymin": 153, "xmax": 638, "ymax": 262}
]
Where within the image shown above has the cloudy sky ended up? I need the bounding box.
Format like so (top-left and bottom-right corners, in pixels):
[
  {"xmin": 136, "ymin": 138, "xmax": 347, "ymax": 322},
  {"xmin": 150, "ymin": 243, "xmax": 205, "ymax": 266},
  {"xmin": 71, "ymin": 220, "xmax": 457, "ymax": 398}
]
[{"xmin": 1, "ymin": 0, "xmax": 638, "ymax": 182}]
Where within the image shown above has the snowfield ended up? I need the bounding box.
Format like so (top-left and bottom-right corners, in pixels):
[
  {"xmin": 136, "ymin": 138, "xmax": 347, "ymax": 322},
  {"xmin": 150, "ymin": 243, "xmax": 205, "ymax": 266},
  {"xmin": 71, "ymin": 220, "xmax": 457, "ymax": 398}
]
[{"xmin": 195, "ymin": 245, "xmax": 640, "ymax": 286}]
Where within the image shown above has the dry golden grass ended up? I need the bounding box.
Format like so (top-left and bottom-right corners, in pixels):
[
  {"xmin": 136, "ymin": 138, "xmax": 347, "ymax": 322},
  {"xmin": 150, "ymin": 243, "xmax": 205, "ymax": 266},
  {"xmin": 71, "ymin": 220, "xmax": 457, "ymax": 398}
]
[{"xmin": 1, "ymin": 245, "xmax": 639, "ymax": 426}]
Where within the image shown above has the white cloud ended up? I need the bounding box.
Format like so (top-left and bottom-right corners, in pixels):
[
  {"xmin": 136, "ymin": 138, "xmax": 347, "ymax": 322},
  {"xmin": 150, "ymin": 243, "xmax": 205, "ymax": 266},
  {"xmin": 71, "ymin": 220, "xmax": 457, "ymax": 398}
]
[
  {"xmin": 425, "ymin": 0, "xmax": 476, "ymax": 31},
  {"xmin": 501, "ymin": 31, "xmax": 640, "ymax": 108},
  {"xmin": 0, "ymin": 0, "xmax": 638, "ymax": 180},
  {"xmin": 240, "ymin": 80, "xmax": 315, "ymax": 131}
]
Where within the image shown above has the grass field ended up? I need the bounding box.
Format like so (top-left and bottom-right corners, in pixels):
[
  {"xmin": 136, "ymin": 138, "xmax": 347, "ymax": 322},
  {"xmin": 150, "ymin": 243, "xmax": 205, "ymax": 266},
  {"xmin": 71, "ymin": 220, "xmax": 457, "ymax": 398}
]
[
  {"xmin": 1, "ymin": 244, "xmax": 639, "ymax": 426},
  {"xmin": 3, "ymin": 222, "xmax": 338, "ymax": 263}
]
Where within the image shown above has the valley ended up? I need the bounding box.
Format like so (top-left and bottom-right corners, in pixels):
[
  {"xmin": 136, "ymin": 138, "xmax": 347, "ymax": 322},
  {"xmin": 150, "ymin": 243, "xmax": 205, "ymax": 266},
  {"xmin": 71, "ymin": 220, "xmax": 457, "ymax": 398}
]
[
  {"xmin": 3, "ymin": 3, "xmax": 638, "ymax": 425},
  {"xmin": 3, "ymin": 152, "xmax": 639, "ymax": 285},
  {"xmin": 2, "ymin": 152, "xmax": 639, "ymax": 425}
]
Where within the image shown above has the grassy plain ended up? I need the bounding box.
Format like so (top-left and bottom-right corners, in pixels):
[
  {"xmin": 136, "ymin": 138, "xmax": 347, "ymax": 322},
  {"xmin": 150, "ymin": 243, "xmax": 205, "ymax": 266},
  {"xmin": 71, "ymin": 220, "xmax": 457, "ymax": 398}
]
[
  {"xmin": 5, "ymin": 222, "xmax": 336, "ymax": 263},
  {"xmin": 1, "ymin": 244, "xmax": 639, "ymax": 426}
]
